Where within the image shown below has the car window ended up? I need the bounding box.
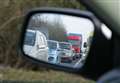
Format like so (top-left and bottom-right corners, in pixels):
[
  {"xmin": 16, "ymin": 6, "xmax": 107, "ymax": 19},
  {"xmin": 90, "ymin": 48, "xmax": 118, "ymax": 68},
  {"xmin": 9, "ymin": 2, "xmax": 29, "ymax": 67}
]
[
  {"xmin": 48, "ymin": 41, "xmax": 57, "ymax": 49},
  {"xmin": 24, "ymin": 31, "xmax": 36, "ymax": 46},
  {"xmin": 59, "ymin": 43, "xmax": 70, "ymax": 50},
  {"xmin": 86, "ymin": 0, "xmax": 120, "ymax": 35}
]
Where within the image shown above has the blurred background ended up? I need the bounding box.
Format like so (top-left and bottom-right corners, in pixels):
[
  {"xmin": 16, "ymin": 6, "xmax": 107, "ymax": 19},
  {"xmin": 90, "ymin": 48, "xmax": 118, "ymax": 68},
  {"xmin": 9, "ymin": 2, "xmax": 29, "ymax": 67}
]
[{"xmin": 0, "ymin": 0, "xmax": 95, "ymax": 82}]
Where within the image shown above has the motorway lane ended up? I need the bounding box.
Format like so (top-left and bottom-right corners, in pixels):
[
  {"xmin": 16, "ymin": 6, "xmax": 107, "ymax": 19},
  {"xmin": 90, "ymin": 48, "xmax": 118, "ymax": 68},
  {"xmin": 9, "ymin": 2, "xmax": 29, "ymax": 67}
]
[
  {"xmin": 59, "ymin": 57, "xmax": 82, "ymax": 68},
  {"xmin": 58, "ymin": 53, "xmax": 87, "ymax": 68},
  {"xmin": 47, "ymin": 53, "xmax": 87, "ymax": 68}
]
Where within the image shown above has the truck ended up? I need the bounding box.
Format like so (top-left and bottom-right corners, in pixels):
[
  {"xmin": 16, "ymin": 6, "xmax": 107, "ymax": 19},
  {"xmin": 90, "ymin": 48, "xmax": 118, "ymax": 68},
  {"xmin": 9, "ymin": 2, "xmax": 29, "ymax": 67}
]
[{"xmin": 67, "ymin": 33, "xmax": 82, "ymax": 60}]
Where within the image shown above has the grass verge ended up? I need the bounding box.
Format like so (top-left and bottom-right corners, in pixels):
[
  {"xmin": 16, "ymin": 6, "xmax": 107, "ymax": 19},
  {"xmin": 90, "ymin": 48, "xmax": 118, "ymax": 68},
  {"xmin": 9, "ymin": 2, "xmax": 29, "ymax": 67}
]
[{"xmin": 0, "ymin": 67, "xmax": 95, "ymax": 83}]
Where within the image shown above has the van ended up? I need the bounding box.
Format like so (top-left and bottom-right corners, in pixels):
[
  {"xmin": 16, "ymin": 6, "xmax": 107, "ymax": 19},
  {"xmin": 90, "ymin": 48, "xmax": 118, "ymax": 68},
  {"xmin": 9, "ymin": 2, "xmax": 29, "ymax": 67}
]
[{"xmin": 23, "ymin": 29, "xmax": 48, "ymax": 61}]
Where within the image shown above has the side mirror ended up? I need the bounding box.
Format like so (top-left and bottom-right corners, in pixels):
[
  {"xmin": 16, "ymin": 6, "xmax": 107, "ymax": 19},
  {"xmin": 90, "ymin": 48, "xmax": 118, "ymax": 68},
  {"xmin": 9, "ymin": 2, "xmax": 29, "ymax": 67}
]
[{"xmin": 20, "ymin": 8, "xmax": 99, "ymax": 72}]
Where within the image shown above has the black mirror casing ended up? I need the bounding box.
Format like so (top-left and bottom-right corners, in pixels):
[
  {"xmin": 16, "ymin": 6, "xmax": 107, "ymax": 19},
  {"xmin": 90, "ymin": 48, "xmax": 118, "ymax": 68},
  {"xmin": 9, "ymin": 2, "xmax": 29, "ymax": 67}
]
[{"xmin": 19, "ymin": 8, "xmax": 113, "ymax": 80}]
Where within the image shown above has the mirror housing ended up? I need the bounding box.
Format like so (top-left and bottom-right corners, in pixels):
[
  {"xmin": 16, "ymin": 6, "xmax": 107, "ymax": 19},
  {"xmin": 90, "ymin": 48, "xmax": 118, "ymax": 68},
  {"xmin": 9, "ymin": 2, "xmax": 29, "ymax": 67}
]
[{"xmin": 20, "ymin": 8, "xmax": 102, "ymax": 74}]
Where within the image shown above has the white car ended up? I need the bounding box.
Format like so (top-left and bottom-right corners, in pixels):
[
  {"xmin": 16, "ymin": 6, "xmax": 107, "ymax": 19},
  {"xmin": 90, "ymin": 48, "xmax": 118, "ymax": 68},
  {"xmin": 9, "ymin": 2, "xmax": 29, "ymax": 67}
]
[
  {"xmin": 47, "ymin": 40, "xmax": 61, "ymax": 64},
  {"xmin": 23, "ymin": 29, "xmax": 48, "ymax": 61},
  {"xmin": 59, "ymin": 42, "xmax": 74, "ymax": 63}
]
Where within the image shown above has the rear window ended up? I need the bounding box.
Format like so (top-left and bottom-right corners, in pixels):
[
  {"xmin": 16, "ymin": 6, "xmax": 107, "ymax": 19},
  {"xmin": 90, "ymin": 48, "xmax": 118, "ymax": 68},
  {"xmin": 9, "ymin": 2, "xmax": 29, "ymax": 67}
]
[
  {"xmin": 59, "ymin": 43, "xmax": 70, "ymax": 50},
  {"xmin": 24, "ymin": 31, "xmax": 36, "ymax": 46},
  {"xmin": 47, "ymin": 41, "xmax": 57, "ymax": 49}
]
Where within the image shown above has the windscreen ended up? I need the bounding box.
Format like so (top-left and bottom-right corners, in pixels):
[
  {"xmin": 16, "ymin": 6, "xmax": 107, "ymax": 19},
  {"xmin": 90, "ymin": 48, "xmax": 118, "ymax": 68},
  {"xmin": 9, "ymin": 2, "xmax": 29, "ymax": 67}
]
[
  {"xmin": 59, "ymin": 43, "xmax": 70, "ymax": 50},
  {"xmin": 24, "ymin": 31, "xmax": 36, "ymax": 46},
  {"xmin": 47, "ymin": 41, "xmax": 57, "ymax": 49}
]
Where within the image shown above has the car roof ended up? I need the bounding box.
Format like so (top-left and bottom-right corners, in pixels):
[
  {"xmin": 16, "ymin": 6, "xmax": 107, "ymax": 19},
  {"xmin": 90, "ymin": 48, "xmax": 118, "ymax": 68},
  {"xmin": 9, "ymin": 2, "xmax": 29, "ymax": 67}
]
[
  {"xmin": 47, "ymin": 40, "xmax": 59, "ymax": 43},
  {"xmin": 27, "ymin": 29, "xmax": 36, "ymax": 33},
  {"xmin": 27, "ymin": 29, "xmax": 45, "ymax": 35}
]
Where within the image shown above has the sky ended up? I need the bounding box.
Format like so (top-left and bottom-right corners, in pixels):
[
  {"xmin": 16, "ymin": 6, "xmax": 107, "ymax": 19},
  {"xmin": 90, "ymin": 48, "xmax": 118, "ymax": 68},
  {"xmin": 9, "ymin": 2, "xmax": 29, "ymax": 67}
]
[
  {"xmin": 33, "ymin": 14, "xmax": 94, "ymax": 35},
  {"xmin": 60, "ymin": 15, "xmax": 94, "ymax": 41}
]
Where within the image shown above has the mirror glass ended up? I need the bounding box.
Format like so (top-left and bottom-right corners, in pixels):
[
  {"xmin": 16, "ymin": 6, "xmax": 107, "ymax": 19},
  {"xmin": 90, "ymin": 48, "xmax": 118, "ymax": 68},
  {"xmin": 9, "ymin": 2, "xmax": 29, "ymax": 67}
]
[{"xmin": 23, "ymin": 13, "xmax": 94, "ymax": 68}]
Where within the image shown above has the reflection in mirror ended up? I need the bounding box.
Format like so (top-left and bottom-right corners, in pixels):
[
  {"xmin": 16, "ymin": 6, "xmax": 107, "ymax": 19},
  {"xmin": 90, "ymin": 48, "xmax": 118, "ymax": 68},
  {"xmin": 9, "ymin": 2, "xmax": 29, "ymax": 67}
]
[{"xmin": 23, "ymin": 13, "xmax": 94, "ymax": 68}]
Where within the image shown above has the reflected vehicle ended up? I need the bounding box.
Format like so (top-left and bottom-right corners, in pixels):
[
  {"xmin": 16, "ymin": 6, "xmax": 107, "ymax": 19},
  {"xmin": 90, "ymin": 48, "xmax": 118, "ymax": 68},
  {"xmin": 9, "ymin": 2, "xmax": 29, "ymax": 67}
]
[
  {"xmin": 81, "ymin": 36, "xmax": 93, "ymax": 62},
  {"xmin": 23, "ymin": 29, "xmax": 48, "ymax": 61},
  {"xmin": 59, "ymin": 42, "xmax": 74, "ymax": 63},
  {"xmin": 67, "ymin": 33, "xmax": 82, "ymax": 60},
  {"xmin": 47, "ymin": 40, "xmax": 61, "ymax": 64}
]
